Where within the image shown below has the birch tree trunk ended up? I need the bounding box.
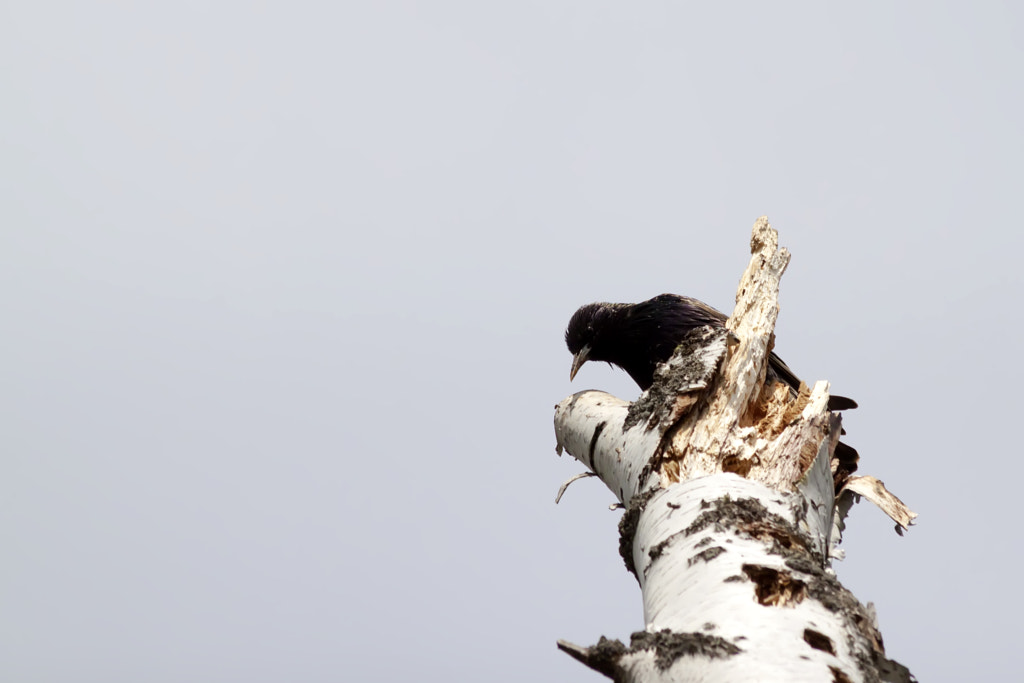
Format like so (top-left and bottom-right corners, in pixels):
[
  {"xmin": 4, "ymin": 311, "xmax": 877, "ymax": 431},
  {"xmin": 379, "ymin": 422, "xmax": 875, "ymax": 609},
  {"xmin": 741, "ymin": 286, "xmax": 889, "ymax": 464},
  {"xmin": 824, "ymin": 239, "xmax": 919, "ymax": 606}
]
[{"xmin": 553, "ymin": 218, "xmax": 916, "ymax": 683}]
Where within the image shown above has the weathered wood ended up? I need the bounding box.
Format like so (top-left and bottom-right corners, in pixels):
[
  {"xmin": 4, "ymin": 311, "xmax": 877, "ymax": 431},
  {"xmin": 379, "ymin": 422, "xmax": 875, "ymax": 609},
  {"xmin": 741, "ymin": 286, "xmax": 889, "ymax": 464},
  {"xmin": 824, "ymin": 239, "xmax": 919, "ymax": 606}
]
[{"xmin": 553, "ymin": 217, "xmax": 916, "ymax": 683}]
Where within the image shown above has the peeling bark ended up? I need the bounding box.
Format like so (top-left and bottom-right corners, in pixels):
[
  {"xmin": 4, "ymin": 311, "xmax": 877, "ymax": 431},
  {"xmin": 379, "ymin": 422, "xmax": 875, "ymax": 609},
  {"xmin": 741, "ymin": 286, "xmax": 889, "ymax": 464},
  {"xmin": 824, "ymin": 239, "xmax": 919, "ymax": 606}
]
[{"xmin": 553, "ymin": 217, "xmax": 917, "ymax": 682}]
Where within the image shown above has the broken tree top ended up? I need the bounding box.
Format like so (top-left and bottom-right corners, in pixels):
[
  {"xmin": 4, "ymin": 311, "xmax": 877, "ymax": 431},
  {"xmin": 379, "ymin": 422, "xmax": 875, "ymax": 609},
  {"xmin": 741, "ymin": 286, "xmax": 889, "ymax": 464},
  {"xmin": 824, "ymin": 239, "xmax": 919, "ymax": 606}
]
[
  {"xmin": 557, "ymin": 216, "xmax": 913, "ymax": 527},
  {"xmin": 552, "ymin": 217, "xmax": 916, "ymax": 682}
]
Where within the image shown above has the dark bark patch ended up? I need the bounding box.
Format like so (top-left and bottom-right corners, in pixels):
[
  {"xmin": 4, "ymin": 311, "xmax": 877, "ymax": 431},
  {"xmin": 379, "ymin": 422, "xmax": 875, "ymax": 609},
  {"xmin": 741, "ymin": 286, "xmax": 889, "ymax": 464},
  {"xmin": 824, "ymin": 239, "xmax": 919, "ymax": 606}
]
[
  {"xmin": 684, "ymin": 496, "xmax": 770, "ymax": 535},
  {"xmin": 685, "ymin": 497, "xmax": 814, "ymax": 550},
  {"xmin": 560, "ymin": 630, "xmax": 742, "ymax": 681},
  {"xmin": 830, "ymin": 666, "xmax": 854, "ymax": 683},
  {"xmin": 742, "ymin": 564, "xmax": 807, "ymax": 607},
  {"xmin": 804, "ymin": 628, "xmax": 836, "ymax": 655},
  {"xmin": 693, "ymin": 535, "xmax": 715, "ymax": 549},
  {"xmin": 780, "ymin": 557, "xmax": 919, "ymax": 681},
  {"xmin": 688, "ymin": 546, "xmax": 726, "ymax": 566},
  {"xmin": 588, "ymin": 421, "xmax": 607, "ymax": 473},
  {"xmin": 630, "ymin": 630, "xmax": 742, "ymax": 670},
  {"xmin": 741, "ymin": 520, "xmax": 812, "ymax": 555},
  {"xmin": 646, "ymin": 532, "xmax": 679, "ymax": 570},
  {"xmin": 618, "ymin": 488, "xmax": 657, "ymax": 582}
]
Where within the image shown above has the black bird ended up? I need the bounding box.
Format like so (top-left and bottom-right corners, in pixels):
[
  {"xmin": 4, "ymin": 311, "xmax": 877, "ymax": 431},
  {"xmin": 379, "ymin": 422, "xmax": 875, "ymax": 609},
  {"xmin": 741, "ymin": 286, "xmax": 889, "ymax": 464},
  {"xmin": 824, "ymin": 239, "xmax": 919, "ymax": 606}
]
[{"xmin": 565, "ymin": 293, "xmax": 858, "ymax": 412}]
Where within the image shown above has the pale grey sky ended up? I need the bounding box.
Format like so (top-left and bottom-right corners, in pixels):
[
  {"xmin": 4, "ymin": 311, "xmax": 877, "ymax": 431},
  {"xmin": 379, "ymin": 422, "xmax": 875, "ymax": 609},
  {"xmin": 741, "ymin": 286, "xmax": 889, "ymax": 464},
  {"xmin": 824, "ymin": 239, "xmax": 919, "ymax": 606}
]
[{"xmin": 2, "ymin": 2, "xmax": 1022, "ymax": 681}]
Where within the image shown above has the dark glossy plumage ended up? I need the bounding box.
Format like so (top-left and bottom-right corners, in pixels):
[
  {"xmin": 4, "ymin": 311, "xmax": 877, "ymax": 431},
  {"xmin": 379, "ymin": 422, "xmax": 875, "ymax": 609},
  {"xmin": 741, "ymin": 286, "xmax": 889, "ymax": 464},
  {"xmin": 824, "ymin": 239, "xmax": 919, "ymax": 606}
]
[{"xmin": 565, "ymin": 293, "xmax": 858, "ymax": 411}]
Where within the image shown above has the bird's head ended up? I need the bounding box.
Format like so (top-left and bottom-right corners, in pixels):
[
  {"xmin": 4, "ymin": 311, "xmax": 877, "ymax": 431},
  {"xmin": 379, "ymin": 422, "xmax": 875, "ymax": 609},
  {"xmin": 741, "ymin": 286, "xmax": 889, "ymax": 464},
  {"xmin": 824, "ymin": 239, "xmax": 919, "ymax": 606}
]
[{"xmin": 564, "ymin": 302, "xmax": 621, "ymax": 381}]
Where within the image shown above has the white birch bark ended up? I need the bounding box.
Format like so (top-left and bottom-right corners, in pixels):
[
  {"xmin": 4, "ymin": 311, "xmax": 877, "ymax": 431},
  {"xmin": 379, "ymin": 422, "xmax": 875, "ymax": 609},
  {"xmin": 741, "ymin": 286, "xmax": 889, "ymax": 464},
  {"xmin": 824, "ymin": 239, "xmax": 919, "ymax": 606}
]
[{"xmin": 553, "ymin": 217, "xmax": 916, "ymax": 683}]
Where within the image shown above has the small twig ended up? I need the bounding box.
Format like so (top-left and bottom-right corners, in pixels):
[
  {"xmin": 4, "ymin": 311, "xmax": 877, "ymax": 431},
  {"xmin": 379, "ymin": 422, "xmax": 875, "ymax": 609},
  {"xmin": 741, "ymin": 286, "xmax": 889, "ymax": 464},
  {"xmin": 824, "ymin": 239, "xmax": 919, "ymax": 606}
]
[{"xmin": 555, "ymin": 471, "xmax": 597, "ymax": 504}]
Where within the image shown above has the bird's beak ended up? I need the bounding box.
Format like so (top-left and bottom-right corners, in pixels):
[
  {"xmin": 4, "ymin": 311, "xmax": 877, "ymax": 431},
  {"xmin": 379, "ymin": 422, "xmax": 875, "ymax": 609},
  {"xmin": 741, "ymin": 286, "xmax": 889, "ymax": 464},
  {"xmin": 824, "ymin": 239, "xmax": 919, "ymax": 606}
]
[{"xmin": 569, "ymin": 345, "xmax": 591, "ymax": 382}]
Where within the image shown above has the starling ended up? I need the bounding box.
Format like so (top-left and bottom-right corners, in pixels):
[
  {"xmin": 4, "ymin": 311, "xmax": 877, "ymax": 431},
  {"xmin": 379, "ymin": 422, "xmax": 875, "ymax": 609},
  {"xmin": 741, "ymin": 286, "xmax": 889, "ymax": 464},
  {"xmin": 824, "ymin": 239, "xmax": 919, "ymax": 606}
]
[{"xmin": 565, "ymin": 293, "xmax": 858, "ymax": 412}]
